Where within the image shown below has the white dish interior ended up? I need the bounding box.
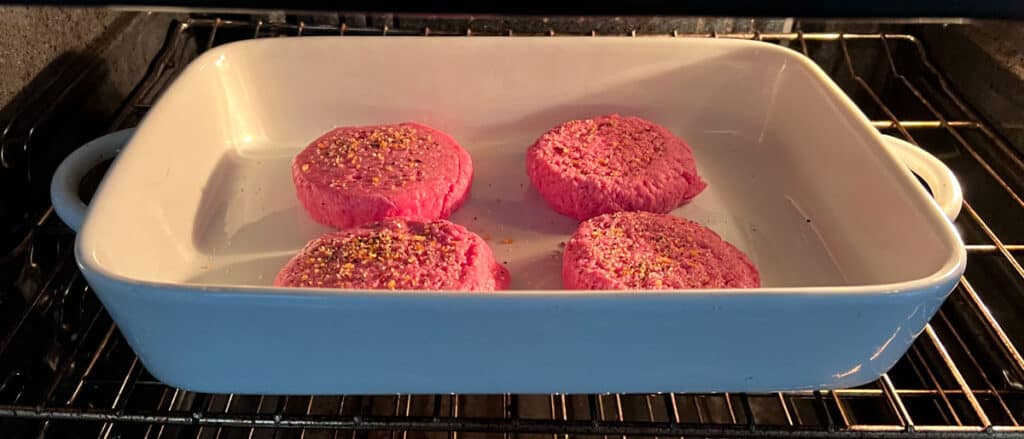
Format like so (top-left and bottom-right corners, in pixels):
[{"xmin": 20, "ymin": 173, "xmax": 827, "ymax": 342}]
[{"xmin": 83, "ymin": 37, "xmax": 959, "ymax": 291}]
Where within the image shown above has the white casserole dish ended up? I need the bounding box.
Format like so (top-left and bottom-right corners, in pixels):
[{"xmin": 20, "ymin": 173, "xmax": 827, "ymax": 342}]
[{"xmin": 50, "ymin": 37, "xmax": 965, "ymax": 394}]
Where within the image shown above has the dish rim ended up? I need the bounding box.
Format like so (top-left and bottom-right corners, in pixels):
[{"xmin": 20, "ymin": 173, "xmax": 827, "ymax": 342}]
[{"xmin": 75, "ymin": 36, "xmax": 967, "ymax": 297}]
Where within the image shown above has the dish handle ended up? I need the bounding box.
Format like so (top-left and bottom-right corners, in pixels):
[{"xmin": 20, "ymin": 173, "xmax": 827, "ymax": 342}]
[
  {"xmin": 50, "ymin": 129, "xmax": 135, "ymax": 232},
  {"xmin": 881, "ymin": 134, "xmax": 963, "ymax": 221}
]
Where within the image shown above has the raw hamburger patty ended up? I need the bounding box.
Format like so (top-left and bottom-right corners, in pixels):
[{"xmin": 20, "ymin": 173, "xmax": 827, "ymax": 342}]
[
  {"xmin": 527, "ymin": 114, "xmax": 706, "ymax": 221},
  {"xmin": 563, "ymin": 211, "xmax": 759, "ymax": 289},
  {"xmin": 293, "ymin": 123, "xmax": 472, "ymax": 229},
  {"xmin": 275, "ymin": 218, "xmax": 509, "ymax": 291}
]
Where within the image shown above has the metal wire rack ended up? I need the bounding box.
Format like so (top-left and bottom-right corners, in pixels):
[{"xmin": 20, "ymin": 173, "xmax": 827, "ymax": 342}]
[{"xmin": 2, "ymin": 16, "xmax": 1024, "ymax": 438}]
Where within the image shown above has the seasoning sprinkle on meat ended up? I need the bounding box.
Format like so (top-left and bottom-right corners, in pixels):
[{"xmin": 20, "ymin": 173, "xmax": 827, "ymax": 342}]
[
  {"xmin": 292, "ymin": 123, "xmax": 472, "ymax": 228},
  {"xmin": 562, "ymin": 211, "xmax": 759, "ymax": 290},
  {"xmin": 526, "ymin": 114, "xmax": 706, "ymax": 220},
  {"xmin": 275, "ymin": 218, "xmax": 510, "ymax": 291}
]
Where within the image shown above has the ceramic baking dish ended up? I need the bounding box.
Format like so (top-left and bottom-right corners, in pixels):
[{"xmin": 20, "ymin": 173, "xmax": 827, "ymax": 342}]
[{"xmin": 51, "ymin": 37, "xmax": 965, "ymax": 394}]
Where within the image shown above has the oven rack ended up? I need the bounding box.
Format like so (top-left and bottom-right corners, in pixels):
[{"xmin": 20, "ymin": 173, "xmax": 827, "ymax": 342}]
[{"xmin": 1, "ymin": 16, "xmax": 1024, "ymax": 438}]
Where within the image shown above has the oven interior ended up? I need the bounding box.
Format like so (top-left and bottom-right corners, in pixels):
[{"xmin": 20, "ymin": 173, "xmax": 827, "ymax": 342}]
[{"xmin": 1, "ymin": 11, "xmax": 1024, "ymax": 438}]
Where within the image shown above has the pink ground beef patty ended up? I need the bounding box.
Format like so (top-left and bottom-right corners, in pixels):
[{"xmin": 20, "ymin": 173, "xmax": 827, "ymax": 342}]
[
  {"xmin": 293, "ymin": 123, "xmax": 472, "ymax": 229},
  {"xmin": 527, "ymin": 114, "xmax": 706, "ymax": 221},
  {"xmin": 563, "ymin": 212, "xmax": 759, "ymax": 290},
  {"xmin": 275, "ymin": 218, "xmax": 510, "ymax": 291}
]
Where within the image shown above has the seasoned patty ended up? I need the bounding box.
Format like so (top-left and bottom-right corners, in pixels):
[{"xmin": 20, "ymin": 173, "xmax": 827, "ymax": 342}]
[
  {"xmin": 526, "ymin": 114, "xmax": 706, "ymax": 221},
  {"xmin": 562, "ymin": 212, "xmax": 759, "ymax": 289},
  {"xmin": 293, "ymin": 123, "xmax": 472, "ymax": 229},
  {"xmin": 275, "ymin": 218, "xmax": 509, "ymax": 291}
]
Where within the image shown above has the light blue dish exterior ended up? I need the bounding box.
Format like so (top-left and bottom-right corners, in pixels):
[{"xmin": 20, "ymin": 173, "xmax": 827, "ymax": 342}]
[
  {"xmin": 79, "ymin": 259, "xmax": 958, "ymax": 394},
  {"xmin": 54, "ymin": 92, "xmax": 964, "ymax": 396}
]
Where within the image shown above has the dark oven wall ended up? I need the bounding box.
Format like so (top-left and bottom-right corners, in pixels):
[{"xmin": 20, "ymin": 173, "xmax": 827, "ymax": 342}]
[{"xmin": 0, "ymin": 10, "xmax": 176, "ymax": 285}]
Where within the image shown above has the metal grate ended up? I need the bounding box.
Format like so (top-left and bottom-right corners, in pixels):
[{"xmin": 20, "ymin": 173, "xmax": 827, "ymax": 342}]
[{"xmin": 2, "ymin": 16, "xmax": 1024, "ymax": 438}]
